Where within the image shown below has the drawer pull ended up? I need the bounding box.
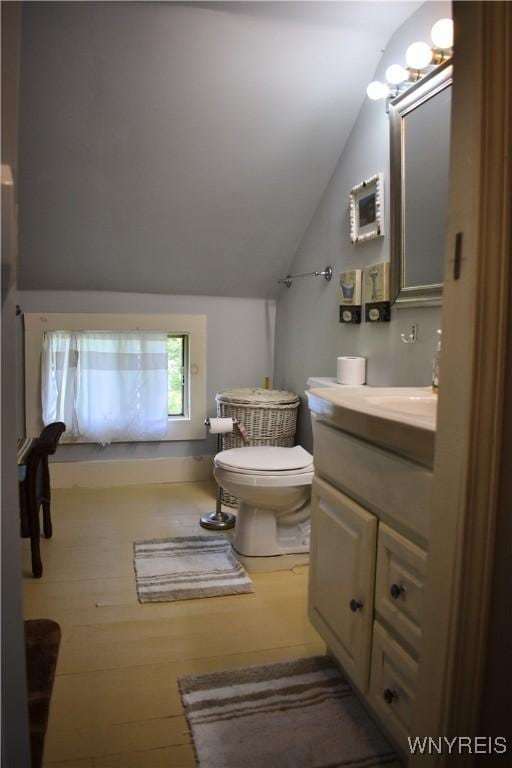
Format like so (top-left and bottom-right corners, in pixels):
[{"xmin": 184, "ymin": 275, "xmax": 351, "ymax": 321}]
[
  {"xmin": 390, "ymin": 583, "xmax": 406, "ymax": 600},
  {"xmin": 349, "ymin": 599, "xmax": 363, "ymax": 612},
  {"xmin": 383, "ymin": 688, "xmax": 398, "ymax": 704}
]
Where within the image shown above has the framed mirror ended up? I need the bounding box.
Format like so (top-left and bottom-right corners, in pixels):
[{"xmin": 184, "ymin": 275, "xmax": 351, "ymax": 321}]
[{"xmin": 389, "ymin": 60, "xmax": 452, "ymax": 306}]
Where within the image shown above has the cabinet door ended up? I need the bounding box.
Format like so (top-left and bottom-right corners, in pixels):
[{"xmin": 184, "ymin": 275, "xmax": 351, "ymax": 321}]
[
  {"xmin": 308, "ymin": 476, "xmax": 377, "ymax": 691},
  {"xmin": 369, "ymin": 621, "xmax": 418, "ymax": 753},
  {"xmin": 375, "ymin": 522, "xmax": 427, "ymax": 658}
]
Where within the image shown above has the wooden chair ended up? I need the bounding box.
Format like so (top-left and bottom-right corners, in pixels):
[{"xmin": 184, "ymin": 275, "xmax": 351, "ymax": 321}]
[{"xmin": 20, "ymin": 422, "xmax": 66, "ymax": 578}]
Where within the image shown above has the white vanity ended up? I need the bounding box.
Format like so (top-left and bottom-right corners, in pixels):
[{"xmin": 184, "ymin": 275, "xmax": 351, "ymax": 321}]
[{"xmin": 306, "ymin": 386, "xmax": 437, "ymax": 756}]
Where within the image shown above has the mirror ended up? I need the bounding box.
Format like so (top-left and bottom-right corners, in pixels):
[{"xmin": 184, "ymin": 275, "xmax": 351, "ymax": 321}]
[{"xmin": 389, "ymin": 60, "xmax": 452, "ymax": 306}]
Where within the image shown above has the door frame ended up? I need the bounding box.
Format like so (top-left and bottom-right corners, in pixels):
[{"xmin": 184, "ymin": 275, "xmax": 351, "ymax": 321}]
[
  {"xmin": 412, "ymin": 1, "xmax": 512, "ymax": 762},
  {"xmin": 1, "ymin": 2, "xmax": 32, "ymax": 765}
]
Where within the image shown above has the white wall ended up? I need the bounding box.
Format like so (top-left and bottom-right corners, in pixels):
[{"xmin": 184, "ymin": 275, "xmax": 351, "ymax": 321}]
[
  {"xmin": 18, "ymin": 290, "xmax": 275, "ymax": 462},
  {"xmin": 274, "ymin": 1, "xmax": 450, "ymax": 450}
]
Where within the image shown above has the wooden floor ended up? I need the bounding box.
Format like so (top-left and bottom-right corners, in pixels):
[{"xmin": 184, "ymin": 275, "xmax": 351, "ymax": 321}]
[{"xmin": 22, "ymin": 481, "xmax": 323, "ymax": 768}]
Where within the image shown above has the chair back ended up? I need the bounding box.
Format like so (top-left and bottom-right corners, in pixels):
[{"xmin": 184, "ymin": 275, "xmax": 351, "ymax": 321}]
[
  {"xmin": 36, "ymin": 422, "xmax": 66, "ymax": 456},
  {"xmin": 24, "ymin": 422, "xmax": 66, "ymax": 472}
]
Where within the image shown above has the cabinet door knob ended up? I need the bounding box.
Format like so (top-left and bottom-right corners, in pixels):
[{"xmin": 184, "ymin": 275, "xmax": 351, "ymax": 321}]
[
  {"xmin": 349, "ymin": 599, "xmax": 363, "ymax": 612},
  {"xmin": 383, "ymin": 688, "xmax": 398, "ymax": 704},
  {"xmin": 390, "ymin": 583, "xmax": 405, "ymax": 600}
]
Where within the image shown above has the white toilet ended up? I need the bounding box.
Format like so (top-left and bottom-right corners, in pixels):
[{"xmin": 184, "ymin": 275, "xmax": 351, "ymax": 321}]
[
  {"xmin": 213, "ymin": 445, "xmax": 314, "ymax": 557},
  {"xmin": 213, "ymin": 378, "xmax": 363, "ymax": 558}
]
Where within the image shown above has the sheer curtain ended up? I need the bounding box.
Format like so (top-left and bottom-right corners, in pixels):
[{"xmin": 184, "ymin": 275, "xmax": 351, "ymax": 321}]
[{"xmin": 42, "ymin": 331, "xmax": 169, "ymax": 443}]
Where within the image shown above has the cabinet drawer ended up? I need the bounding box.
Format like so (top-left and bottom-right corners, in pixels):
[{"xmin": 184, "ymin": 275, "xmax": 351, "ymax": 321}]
[
  {"xmin": 312, "ymin": 418, "xmax": 432, "ymax": 545},
  {"xmin": 375, "ymin": 523, "xmax": 427, "ymax": 657},
  {"xmin": 308, "ymin": 476, "xmax": 377, "ymax": 692},
  {"xmin": 369, "ymin": 621, "xmax": 418, "ymax": 753}
]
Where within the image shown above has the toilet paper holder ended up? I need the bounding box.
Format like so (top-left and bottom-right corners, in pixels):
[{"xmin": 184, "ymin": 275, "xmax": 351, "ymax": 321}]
[
  {"xmin": 200, "ymin": 418, "xmax": 240, "ymax": 530},
  {"xmin": 204, "ymin": 417, "xmax": 238, "ymax": 429}
]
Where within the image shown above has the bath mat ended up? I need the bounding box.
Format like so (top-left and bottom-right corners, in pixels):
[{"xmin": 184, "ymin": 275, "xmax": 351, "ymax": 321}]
[
  {"xmin": 179, "ymin": 656, "xmax": 401, "ymax": 768},
  {"xmin": 133, "ymin": 535, "xmax": 254, "ymax": 602},
  {"xmin": 25, "ymin": 619, "xmax": 61, "ymax": 768}
]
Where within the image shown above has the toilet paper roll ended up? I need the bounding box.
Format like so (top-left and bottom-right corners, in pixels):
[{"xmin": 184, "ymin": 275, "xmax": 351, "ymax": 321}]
[
  {"xmin": 208, "ymin": 417, "xmax": 234, "ymax": 434},
  {"xmin": 336, "ymin": 356, "xmax": 366, "ymax": 385}
]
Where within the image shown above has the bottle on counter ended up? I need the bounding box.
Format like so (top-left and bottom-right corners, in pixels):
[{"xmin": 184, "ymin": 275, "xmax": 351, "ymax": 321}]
[{"xmin": 432, "ymin": 329, "xmax": 442, "ymax": 392}]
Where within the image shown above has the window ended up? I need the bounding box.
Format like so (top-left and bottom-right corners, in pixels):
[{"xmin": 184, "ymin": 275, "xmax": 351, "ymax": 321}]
[
  {"xmin": 42, "ymin": 330, "xmax": 170, "ymax": 443},
  {"xmin": 167, "ymin": 335, "xmax": 187, "ymax": 417},
  {"xmin": 24, "ymin": 313, "xmax": 207, "ymax": 442}
]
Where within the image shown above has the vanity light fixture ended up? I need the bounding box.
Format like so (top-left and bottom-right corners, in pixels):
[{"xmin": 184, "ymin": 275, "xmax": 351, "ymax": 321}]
[
  {"xmin": 385, "ymin": 64, "xmax": 409, "ymax": 86},
  {"xmin": 366, "ymin": 80, "xmax": 390, "ymax": 101},
  {"xmin": 405, "ymin": 41, "xmax": 434, "ymax": 70},
  {"xmin": 366, "ymin": 17, "xmax": 453, "ymax": 109},
  {"xmin": 430, "ymin": 18, "xmax": 454, "ymax": 50}
]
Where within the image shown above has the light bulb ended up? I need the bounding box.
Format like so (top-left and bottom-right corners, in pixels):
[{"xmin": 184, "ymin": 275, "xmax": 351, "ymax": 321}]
[
  {"xmin": 366, "ymin": 81, "xmax": 389, "ymax": 101},
  {"xmin": 385, "ymin": 64, "xmax": 408, "ymax": 85},
  {"xmin": 431, "ymin": 18, "xmax": 454, "ymax": 49},
  {"xmin": 405, "ymin": 41, "xmax": 433, "ymax": 70}
]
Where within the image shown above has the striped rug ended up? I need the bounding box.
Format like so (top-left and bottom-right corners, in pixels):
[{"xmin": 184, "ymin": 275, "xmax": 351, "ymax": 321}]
[
  {"xmin": 179, "ymin": 656, "xmax": 401, "ymax": 768},
  {"xmin": 133, "ymin": 535, "xmax": 254, "ymax": 602}
]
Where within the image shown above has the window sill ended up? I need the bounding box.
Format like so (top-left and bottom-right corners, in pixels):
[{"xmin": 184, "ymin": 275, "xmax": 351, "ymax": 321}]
[{"xmin": 59, "ymin": 418, "xmax": 207, "ymax": 444}]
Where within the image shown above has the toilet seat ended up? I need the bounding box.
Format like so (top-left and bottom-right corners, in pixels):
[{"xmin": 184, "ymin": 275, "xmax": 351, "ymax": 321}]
[
  {"xmin": 215, "ymin": 445, "xmax": 313, "ymax": 474},
  {"xmin": 212, "ymin": 444, "xmax": 313, "ymax": 557},
  {"xmin": 216, "ymin": 466, "xmax": 313, "ymax": 477},
  {"xmin": 214, "ymin": 465, "xmax": 314, "ymax": 488},
  {"xmin": 214, "ymin": 462, "xmax": 313, "ymax": 477}
]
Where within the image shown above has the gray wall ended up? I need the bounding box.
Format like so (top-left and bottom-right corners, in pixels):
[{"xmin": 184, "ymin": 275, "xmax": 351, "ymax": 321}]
[
  {"xmin": 17, "ymin": 1, "xmax": 418, "ymax": 299},
  {"xmin": 19, "ymin": 290, "xmax": 275, "ymax": 462},
  {"xmin": 274, "ymin": 1, "xmax": 449, "ymax": 450}
]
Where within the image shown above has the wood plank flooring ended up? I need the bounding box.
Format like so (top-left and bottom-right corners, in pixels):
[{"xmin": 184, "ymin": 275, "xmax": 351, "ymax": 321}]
[{"xmin": 21, "ymin": 481, "xmax": 323, "ymax": 767}]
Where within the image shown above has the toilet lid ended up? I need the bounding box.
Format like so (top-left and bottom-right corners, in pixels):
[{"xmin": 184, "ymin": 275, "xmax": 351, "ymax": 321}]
[{"xmin": 215, "ymin": 445, "xmax": 313, "ymax": 473}]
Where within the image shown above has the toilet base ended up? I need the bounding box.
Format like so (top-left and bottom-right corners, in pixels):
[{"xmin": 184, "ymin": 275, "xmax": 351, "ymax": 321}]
[
  {"xmin": 236, "ymin": 551, "xmax": 309, "ymax": 573},
  {"xmin": 233, "ymin": 503, "xmax": 311, "ymax": 557}
]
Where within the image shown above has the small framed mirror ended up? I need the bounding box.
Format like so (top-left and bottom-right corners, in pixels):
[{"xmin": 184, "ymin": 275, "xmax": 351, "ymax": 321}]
[{"xmin": 389, "ymin": 60, "xmax": 452, "ymax": 306}]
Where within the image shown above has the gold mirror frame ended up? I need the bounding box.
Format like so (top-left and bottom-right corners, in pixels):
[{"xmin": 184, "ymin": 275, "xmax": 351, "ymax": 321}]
[{"xmin": 389, "ymin": 59, "xmax": 452, "ymax": 306}]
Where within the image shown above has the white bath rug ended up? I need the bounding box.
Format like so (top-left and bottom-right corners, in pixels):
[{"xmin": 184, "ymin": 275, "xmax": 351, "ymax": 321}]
[
  {"xmin": 133, "ymin": 535, "xmax": 254, "ymax": 603},
  {"xmin": 179, "ymin": 656, "xmax": 401, "ymax": 768}
]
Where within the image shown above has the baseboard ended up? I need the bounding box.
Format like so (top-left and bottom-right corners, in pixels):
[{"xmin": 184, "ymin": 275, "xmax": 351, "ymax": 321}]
[{"xmin": 49, "ymin": 455, "xmax": 215, "ymax": 489}]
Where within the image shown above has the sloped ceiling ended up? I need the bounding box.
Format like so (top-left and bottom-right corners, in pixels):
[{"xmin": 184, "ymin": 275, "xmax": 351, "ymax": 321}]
[{"xmin": 18, "ymin": 1, "xmax": 419, "ymax": 298}]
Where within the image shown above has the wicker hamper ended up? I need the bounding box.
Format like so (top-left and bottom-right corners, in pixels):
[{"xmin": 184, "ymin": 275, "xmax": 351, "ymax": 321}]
[{"xmin": 215, "ymin": 387, "xmax": 300, "ymax": 507}]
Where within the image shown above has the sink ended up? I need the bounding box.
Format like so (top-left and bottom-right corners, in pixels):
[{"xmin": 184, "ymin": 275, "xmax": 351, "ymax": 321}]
[
  {"xmin": 307, "ymin": 386, "xmax": 437, "ymax": 467},
  {"xmin": 363, "ymin": 392, "xmax": 437, "ymax": 423}
]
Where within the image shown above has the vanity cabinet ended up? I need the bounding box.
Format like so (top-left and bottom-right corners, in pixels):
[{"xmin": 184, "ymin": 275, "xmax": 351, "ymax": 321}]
[{"xmin": 308, "ymin": 407, "xmax": 433, "ymax": 757}]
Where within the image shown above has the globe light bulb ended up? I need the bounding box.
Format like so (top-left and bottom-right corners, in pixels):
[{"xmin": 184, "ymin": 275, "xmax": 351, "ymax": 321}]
[
  {"xmin": 431, "ymin": 18, "xmax": 454, "ymax": 49},
  {"xmin": 385, "ymin": 64, "xmax": 408, "ymax": 85},
  {"xmin": 366, "ymin": 81, "xmax": 389, "ymax": 101},
  {"xmin": 405, "ymin": 41, "xmax": 433, "ymax": 70}
]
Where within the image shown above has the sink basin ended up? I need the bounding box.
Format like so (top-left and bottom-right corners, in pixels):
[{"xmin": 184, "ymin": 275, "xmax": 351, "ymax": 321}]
[
  {"xmin": 307, "ymin": 386, "xmax": 437, "ymax": 467},
  {"xmin": 364, "ymin": 393, "xmax": 437, "ymax": 422}
]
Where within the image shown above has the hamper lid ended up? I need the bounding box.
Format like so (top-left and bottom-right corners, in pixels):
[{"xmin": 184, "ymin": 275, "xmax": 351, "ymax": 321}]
[
  {"xmin": 215, "ymin": 445, "xmax": 313, "ymax": 472},
  {"xmin": 215, "ymin": 387, "xmax": 299, "ymax": 407}
]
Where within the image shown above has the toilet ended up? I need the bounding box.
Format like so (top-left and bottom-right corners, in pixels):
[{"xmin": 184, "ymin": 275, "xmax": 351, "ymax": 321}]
[
  {"xmin": 213, "ymin": 445, "xmax": 314, "ymax": 557},
  {"xmin": 213, "ymin": 378, "xmax": 363, "ymax": 558}
]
